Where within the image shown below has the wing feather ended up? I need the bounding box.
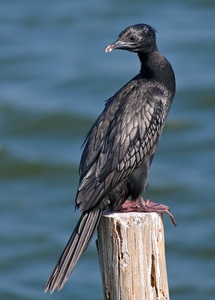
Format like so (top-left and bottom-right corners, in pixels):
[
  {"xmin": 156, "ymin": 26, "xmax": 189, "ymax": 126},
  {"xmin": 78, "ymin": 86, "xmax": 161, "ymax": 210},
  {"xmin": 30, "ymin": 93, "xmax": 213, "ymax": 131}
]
[{"xmin": 77, "ymin": 81, "xmax": 169, "ymax": 212}]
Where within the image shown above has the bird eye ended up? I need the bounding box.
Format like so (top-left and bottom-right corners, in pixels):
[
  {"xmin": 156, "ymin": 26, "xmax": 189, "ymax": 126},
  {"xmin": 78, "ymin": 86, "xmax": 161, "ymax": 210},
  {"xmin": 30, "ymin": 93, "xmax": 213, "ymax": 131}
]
[{"xmin": 130, "ymin": 35, "xmax": 136, "ymax": 41}]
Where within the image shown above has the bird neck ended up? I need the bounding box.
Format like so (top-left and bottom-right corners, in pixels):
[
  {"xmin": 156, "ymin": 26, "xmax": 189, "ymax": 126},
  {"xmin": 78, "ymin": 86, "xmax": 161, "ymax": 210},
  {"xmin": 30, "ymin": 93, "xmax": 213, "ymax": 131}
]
[
  {"xmin": 138, "ymin": 51, "xmax": 176, "ymax": 94},
  {"xmin": 138, "ymin": 51, "xmax": 157, "ymax": 77}
]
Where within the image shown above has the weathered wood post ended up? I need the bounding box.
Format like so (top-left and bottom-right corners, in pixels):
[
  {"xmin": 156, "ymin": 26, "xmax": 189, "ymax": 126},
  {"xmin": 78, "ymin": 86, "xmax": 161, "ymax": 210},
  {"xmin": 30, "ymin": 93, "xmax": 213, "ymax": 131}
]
[{"xmin": 97, "ymin": 212, "xmax": 169, "ymax": 300}]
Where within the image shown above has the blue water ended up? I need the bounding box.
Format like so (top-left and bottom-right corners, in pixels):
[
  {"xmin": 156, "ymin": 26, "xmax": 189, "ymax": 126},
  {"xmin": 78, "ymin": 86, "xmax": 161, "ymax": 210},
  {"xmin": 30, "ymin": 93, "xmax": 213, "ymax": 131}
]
[{"xmin": 0, "ymin": 1, "xmax": 215, "ymax": 299}]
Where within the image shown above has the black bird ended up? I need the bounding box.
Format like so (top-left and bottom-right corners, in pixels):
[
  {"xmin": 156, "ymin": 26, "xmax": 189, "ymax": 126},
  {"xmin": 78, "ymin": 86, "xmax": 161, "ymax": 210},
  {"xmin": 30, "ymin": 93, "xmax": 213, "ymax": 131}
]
[{"xmin": 45, "ymin": 23, "xmax": 176, "ymax": 293}]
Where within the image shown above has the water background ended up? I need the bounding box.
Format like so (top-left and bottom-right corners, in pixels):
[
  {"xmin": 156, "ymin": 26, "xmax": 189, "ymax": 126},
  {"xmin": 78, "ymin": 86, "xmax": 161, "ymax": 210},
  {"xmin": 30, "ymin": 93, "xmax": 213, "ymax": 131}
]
[{"xmin": 0, "ymin": 1, "xmax": 215, "ymax": 299}]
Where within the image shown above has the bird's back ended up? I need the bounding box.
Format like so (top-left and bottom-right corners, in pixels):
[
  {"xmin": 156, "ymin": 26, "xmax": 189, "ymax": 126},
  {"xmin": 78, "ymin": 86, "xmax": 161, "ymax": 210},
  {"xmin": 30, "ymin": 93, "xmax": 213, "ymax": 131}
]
[{"xmin": 76, "ymin": 51, "xmax": 175, "ymax": 213}]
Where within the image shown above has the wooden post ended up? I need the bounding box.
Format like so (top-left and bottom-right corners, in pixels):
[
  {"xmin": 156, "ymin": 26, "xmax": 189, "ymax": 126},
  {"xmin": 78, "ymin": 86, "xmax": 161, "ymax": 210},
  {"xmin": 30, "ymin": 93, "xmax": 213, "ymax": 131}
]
[{"xmin": 97, "ymin": 212, "xmax": 169, "ymax": 300}]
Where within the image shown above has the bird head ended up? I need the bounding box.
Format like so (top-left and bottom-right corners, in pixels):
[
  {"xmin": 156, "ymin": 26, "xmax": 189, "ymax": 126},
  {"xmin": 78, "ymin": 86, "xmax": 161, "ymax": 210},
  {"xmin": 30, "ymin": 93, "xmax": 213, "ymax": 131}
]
[{"xmin": 105, "ymin": 24, "xmax": 157, "ymax": 54}]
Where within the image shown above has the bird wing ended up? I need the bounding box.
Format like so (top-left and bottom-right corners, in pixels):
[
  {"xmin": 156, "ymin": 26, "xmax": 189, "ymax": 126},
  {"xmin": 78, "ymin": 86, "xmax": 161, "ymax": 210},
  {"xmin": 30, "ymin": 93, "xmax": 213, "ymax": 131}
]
[{"xmin": 77, "ymin": 81, "xmax": 169, "ymax": 212}]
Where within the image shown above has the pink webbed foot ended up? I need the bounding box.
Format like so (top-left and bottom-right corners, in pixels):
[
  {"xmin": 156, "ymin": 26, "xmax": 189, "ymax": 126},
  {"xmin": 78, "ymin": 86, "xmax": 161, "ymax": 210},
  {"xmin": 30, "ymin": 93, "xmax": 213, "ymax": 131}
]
[{"xmin": 121, "ymin": 197, "xmax": 176, "ymax": 226}]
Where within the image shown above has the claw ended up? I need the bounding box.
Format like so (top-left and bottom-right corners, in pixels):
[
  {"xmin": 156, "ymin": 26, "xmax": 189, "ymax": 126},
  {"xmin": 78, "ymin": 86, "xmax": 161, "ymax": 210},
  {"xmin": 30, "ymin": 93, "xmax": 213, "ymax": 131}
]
[{"xmin": 121, "ymin": 198, "xmax": 176, "ymax": 226}]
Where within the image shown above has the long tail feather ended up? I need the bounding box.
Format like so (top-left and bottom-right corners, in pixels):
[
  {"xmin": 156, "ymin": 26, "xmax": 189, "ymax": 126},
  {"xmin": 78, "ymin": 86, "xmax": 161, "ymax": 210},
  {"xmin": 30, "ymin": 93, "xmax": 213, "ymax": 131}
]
[{"xmin": 44, "ymin": 208, "xmax": 102, "ymax": 293}]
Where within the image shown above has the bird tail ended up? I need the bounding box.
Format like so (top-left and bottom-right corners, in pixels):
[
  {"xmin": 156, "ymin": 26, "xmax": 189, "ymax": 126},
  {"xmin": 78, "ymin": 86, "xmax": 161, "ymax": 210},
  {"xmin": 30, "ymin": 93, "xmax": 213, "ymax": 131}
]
[{"xmin": 44, "ymin": 208, "xmax": 102, "ymax": 293}]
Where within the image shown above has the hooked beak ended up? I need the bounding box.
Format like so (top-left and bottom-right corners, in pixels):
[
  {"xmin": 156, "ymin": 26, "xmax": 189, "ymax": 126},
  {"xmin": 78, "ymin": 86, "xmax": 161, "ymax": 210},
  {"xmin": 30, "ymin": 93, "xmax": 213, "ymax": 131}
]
[{"xmin": 105, "ymin": 40, "xmax": 137, "ymax": 53}]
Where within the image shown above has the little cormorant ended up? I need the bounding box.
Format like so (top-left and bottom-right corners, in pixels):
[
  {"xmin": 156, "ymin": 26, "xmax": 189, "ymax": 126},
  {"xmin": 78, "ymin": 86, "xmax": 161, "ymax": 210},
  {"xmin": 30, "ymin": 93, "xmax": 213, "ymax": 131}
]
[{"xmin": 45, "ymin": 23, "xmax": 176, "ymax": 293}]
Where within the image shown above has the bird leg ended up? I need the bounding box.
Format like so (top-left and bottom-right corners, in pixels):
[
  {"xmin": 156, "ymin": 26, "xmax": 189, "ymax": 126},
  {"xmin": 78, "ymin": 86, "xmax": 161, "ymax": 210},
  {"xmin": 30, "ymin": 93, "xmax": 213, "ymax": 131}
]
[{"xmin": 121, "ymin": 197, "xmax": 176, "ymax": 226}]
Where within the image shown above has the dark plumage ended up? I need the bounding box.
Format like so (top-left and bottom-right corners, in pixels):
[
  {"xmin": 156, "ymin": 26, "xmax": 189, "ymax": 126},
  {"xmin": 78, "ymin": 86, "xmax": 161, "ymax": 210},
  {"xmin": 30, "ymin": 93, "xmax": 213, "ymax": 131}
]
[{"xmin": 45, "ymin": 23, "xmax": 176, "ymax": 293}]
